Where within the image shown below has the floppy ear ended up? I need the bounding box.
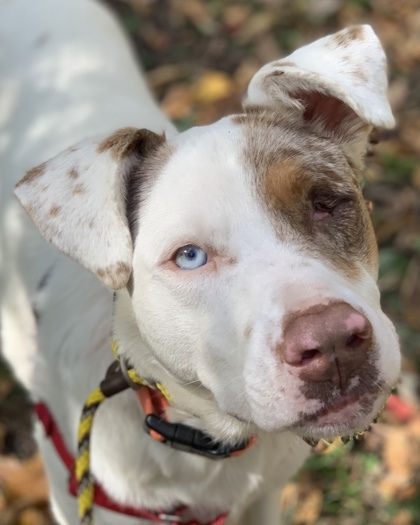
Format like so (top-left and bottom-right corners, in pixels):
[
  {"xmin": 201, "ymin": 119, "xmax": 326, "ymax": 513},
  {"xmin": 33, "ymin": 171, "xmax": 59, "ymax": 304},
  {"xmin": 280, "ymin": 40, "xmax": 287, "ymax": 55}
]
[
  {"xmin": 245, "ymin": 25, "xmax": 395, "ymax": 162},
  {"xmin": 15, "ymin": 128, "xmax": 165, "ymax": 290}
]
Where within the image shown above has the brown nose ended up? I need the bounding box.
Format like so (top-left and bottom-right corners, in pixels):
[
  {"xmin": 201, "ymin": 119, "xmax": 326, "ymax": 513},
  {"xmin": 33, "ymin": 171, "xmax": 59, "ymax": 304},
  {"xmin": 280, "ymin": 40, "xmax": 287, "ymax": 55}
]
[{"xmin": 279, "ymin": 302, "xmax": 372, "ymax": 387}]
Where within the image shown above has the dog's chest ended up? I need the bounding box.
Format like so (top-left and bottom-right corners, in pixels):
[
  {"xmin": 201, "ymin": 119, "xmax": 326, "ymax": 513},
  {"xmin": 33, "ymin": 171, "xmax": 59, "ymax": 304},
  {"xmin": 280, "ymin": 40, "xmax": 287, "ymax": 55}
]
[{"xmin": 87, "ymin": 392, "xmax": 309, "ymax": 519}]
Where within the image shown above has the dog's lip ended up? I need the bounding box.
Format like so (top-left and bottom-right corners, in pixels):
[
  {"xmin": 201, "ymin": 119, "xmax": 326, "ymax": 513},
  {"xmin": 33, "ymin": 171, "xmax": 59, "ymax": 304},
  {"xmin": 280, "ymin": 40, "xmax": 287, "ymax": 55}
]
[
  {"xmin": 320, "ymin": 391, "xmax": 361, "ymax": 414},
  {"xmin": 297, "ymin": 389, "xmax": 373, "ymax": 426}
]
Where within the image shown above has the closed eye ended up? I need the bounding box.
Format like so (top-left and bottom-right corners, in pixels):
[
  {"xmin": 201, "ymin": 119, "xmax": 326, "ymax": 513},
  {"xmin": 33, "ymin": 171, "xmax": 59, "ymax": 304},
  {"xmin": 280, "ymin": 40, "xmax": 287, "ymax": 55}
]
[
  {"xmin": 312, "ymin": 196, "xmax": 353, "ymax": 221},
  {"xmin": 313, "ymin": 202, "xmax": 334, "ymax": 221}
]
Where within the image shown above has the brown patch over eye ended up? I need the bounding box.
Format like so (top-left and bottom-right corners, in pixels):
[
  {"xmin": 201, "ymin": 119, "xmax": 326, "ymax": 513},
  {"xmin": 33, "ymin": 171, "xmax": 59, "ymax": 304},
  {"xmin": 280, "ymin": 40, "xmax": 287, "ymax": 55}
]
[
  {"xmin": 264, "ymin": 159, "xmax": 307, "ymax": 212},
  {"xmin": 235, "ymin": 112, "xmax": 378, "ymax": 278}
]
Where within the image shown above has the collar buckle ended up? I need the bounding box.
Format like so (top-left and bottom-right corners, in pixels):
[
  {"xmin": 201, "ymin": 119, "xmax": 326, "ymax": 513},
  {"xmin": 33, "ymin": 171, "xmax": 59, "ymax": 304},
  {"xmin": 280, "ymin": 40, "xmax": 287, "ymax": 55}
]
[{"xmin": 144, "ymin": 413, "xmax": 253, "ymax": 460}]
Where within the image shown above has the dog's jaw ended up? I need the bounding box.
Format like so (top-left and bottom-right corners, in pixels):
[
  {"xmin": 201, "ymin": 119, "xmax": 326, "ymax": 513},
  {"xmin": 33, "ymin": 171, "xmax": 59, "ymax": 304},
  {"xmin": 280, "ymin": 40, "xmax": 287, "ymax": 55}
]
[{"xmin": 113, "ymin": 289, "xmax": 257, "ymax": 445}]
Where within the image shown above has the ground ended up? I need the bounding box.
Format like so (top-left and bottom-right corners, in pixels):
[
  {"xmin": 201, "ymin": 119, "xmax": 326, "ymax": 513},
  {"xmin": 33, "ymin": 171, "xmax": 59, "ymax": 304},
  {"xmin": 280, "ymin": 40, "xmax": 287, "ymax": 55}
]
[{"xmin": 1, "ymin": 1, "xmax": 419, "ymax": 524}]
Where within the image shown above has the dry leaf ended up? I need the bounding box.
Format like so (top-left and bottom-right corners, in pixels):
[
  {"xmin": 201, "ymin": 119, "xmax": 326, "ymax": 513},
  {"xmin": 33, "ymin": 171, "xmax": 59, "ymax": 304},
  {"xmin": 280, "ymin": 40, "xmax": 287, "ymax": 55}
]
[
  {"xmin": 280, "ymin": 482, "xmax": 299, "ymax": 513},
  {"xmin": 19, "ymin": 505, "xmax": 51, "ymax": 525},
  {"xmin": 292, "ymin": 488, "xmax": 323, "ymax": 525},
  {"xmin": 0, "ymin": 454, "xmax": 48, "ymax": 504},
  {"xmin": 390, "ymin": 509, "xmax": 414, "ymax": 525},
  {"xmin": 161, "ymin": 84, "xmax": 194, "ymax": 120},
  {"xmin": 223, "ymin": 5, "xmax": 251, "ymax": 33},
  {"xmin": 194, "ymin": 72, "xmax": 234, "ymax": 105}
]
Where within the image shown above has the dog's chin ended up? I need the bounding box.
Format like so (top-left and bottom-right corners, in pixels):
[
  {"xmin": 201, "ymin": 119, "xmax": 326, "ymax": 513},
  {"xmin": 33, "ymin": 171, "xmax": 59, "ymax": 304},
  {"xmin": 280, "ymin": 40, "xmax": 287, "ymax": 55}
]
[{"xmin": 291, "ymin": 390, "xmax": 388, "ymax": 442}]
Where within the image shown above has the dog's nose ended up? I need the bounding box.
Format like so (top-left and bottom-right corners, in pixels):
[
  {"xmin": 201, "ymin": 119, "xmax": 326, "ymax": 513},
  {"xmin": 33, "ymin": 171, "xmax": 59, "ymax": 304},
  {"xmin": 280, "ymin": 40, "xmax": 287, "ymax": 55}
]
[{"xmin": 279, "ymin": 302, "xmax": 372, "ymax": 385}]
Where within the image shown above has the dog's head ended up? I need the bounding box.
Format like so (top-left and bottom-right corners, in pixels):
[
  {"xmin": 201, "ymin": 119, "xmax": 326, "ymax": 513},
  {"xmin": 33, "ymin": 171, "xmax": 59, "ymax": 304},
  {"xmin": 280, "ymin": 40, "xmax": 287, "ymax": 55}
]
[{"xmin": 16, "ymin": 26, "xmax": 400, "ymax": 442}]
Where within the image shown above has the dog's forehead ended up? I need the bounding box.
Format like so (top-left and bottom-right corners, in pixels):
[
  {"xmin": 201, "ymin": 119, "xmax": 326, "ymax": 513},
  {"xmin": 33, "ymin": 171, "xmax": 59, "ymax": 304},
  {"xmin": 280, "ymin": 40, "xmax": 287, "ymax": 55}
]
[
  {"xmin": 137, "ymin": 118, "xmax": 277, "ymax": 255},
  {"xmin": 169, "ymin": 117, "xmax": 345, "ymax": 186},
  {"xmin": 160, "ymin": 115, "xmax": 358, "ymax": 212},
  {"xmin": 145, "ymin": 120, "xmax": 268, "ymax": 223},
  {"xmin": 137, "ymin": 115, "xmax": 372, "ymax": 274}
]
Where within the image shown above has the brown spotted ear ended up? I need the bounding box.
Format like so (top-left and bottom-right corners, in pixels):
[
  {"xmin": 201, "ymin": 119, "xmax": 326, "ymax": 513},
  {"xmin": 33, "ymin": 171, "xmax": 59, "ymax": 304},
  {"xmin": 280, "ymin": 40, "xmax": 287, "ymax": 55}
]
[
  {"xmin": 245, "ymin": 25, "xmax": 395, "ymax": 163},
  {"xmin": 15, "ymin": 128, "xmax": 165, "ymax": 290}
]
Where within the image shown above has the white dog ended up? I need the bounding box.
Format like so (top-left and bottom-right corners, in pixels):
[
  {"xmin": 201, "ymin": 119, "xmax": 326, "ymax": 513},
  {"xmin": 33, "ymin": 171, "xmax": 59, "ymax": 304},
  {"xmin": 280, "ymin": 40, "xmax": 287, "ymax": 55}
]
[{"xmin": 0, "ymin": 1, "xmax": 400, "ymax": 524}]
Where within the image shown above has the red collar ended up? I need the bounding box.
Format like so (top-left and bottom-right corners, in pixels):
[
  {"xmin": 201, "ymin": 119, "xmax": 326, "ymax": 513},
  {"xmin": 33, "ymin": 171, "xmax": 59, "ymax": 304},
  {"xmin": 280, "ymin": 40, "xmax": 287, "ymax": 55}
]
[{"xmin": 35, "ymin": 400, "xmax": 228, "ymax": 525}]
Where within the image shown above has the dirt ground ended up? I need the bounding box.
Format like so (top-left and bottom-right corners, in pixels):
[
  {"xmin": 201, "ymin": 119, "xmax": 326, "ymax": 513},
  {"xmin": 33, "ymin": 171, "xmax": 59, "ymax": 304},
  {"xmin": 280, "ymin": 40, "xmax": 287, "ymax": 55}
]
[{"xmin": 1, "ymin": 1, "xmax": 419, "ymax": 524}]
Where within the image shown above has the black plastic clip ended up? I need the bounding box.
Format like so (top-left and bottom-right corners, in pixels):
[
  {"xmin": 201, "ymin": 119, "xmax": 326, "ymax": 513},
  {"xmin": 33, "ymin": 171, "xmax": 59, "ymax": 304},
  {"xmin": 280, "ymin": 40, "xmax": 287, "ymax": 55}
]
[{"xmin": 144, "ymin": 414, "xmax": 250, "ymax": 460}]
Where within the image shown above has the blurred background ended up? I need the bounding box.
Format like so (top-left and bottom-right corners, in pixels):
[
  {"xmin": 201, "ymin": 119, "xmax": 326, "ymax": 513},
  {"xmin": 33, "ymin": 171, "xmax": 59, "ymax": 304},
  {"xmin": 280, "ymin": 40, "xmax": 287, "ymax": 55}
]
[{"xmin": 0, "ymin": 0, "xmax": 419, "ymax": 524}]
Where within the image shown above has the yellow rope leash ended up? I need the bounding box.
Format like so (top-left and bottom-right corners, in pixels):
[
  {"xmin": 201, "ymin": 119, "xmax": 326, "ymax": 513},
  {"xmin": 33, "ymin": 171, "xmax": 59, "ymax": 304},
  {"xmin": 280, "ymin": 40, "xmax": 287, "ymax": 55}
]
[
  {"xmin": 76, "ymin": 387, "xmax": 105, "ymax": 525},
  {"xmin": 75, "ymin": 340, "xmax": 171, "ymax": 525}
]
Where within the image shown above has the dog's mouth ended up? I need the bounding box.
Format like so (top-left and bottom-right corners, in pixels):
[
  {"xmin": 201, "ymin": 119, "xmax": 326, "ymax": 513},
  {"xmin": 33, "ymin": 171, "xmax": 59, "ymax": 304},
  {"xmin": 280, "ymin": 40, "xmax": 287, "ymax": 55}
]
[
  {"xmin": 292, "ymin": 387, "xmax": 388, "ymax": 443},
  {"xmin": 304, "ymin": 391, "xmax": 366, "ymax": 422}
]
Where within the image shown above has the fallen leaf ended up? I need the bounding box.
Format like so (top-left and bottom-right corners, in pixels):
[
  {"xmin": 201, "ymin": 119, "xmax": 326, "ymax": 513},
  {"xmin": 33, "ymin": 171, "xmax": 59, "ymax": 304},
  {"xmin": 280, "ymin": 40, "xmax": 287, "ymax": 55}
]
[
  {"xmin": 194, "ymin": 71, "xmax": 234, "ymax": 105},
  {"xmin": 292, "ymin": 488, "xmax": 323, "ymax": 525},
  {"xmin": 390, "ymin": 509, "xmax": 414, "ymax": 525},
  {"xmin": 280, "ymin": 482, "xmax": 299, "ymax": 513},
  {"xmin": 19, "ymin": 505, "xmax": 51, "ymax": 525},
  {"xmin": 222, "ymin": 5, "xmax": 251, "ymax": 34},
  {"xmin": 0, "ymin": 454, "xmax": 48, "ymax": 503},
  {"xmin": 161, "ymin": 84, "xmax": 194, "ymax": 120}
]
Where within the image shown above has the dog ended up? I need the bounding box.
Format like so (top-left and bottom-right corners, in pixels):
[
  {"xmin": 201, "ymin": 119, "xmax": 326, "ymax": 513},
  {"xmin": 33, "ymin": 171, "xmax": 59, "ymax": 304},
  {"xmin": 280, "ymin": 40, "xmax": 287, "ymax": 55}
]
[{"xmin": 0, "ymin": 0, "xmax": 401, "ymax": 524}]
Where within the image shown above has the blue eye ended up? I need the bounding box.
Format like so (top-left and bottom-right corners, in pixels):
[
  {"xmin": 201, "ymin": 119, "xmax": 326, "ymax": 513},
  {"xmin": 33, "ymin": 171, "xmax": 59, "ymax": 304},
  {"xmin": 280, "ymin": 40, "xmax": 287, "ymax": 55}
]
[{"xmin": 174, "ymin": 245, "xmax": 208, "ymax": 270}]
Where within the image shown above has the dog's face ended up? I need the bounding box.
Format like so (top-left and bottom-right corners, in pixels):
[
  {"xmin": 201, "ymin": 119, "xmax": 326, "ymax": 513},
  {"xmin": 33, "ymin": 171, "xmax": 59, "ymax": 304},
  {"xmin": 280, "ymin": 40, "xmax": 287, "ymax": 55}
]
[{"xmin": 16, "ymin": 26, "xmax": 400, "ymax": 441}]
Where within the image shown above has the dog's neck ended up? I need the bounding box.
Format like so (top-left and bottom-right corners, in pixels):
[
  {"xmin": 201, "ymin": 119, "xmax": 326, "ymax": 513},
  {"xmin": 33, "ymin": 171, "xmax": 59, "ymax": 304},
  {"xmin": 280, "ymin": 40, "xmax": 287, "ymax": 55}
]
[{"xmin": 112, "ymin": 289, "xmax": 256, "ymax": 445}]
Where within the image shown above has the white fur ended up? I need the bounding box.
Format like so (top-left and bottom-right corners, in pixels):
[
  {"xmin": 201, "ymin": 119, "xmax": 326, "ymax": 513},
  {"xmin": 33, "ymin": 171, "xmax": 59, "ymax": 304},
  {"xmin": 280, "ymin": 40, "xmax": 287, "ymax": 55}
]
[{"xmin": 1, "ymin": 1, "xmax": 400, "ymax": 524}]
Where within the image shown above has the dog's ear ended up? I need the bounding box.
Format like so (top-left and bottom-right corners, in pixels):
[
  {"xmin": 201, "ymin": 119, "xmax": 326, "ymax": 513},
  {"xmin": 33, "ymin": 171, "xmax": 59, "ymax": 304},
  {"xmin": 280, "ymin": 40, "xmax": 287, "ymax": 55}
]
[
  {"xmin": 15, "ymin": 128, "xmax": 165, "ymax": 290},
  {"xmin": 245, "ymin": 25, "xmax": 394, "ymax": 162}
]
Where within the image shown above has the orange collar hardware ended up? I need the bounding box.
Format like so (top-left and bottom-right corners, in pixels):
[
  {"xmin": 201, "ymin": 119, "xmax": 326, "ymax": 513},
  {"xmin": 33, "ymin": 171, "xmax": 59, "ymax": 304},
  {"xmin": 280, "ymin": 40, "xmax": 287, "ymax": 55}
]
[{"xmin": 113, "ymin": 359, "xmax": 256, "ymax": 459}]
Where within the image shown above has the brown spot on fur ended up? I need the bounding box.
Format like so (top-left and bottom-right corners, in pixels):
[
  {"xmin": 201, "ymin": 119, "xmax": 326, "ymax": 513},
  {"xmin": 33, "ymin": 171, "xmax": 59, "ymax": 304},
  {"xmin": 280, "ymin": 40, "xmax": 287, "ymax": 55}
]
[
  {"xmin": 68, "ymin": 167, "xmax": 79, "ymax": 179},
  {"xmin": 97, "ymin": 128, "xmax": 166, "ymax": 161},
  {"xmin": 16, "ymin": 162, "xmax": 47, "ymax": 187},
  {"xmin": 332, "ymin": 26, "xmax": 365, "ymax": 48},
  {"xmin": 96, "ymin": 262, "xmax": 131, "ymax": 289},
  {"xmin": 352, "ymin": 65, "xmax": 368, "ymax": 84},
  {"xmin": 272, "ymin": 61, "xmax": 296, "ymax": 68},
  {"xmin": 244, "ymin": 325, "xmax": 253, "ymax": 340},
  {"xmin": 232, "ymin": 114, "xmax": 247, "ymax": 125},
  {"xmin": 88, "ymin": 219, "xmax": 95, "ymax": 229},
  {"xmin": 49, "ymin": 205, "xmax": 61, "ymax": 217},
  {"xmin": 72, "ymin": 183, "xmax": 85, "ymax": 195}
]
